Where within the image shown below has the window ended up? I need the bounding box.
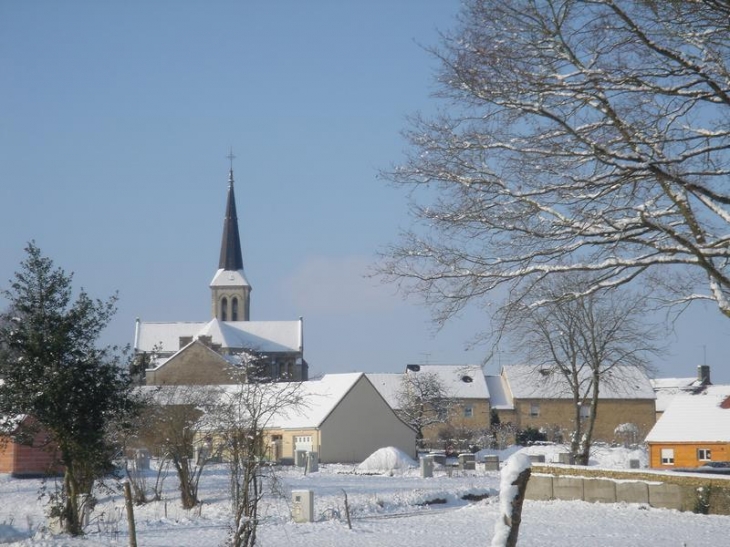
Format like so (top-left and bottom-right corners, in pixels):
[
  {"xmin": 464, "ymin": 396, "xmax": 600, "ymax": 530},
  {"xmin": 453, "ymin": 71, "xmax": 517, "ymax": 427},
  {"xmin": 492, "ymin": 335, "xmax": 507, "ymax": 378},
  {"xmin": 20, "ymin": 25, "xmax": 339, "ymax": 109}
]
[
  {"xmin": 529, "ymin": 403, "xmax": 540, "ymax": 417},
  {"xmin": 698, "ymin": 448, "xmax": 712, "ymax": 461},
  {"xmin": 464, "ymin": 405, "xmax": 473, "ymax": 418},
  {"xmin": 220, "ymin": 297, "xmax": 228, "ymax": 321},
  {"xmin": 231, "ymin": 297, "xmax": 239, "ymax": 321},
  {"xmin": 579, "ymin": 404, "xmax": 591, "ymax": 419},
  {"xmin": 661, "ymin": 448, "xmax": 675, "ymax": 465}
]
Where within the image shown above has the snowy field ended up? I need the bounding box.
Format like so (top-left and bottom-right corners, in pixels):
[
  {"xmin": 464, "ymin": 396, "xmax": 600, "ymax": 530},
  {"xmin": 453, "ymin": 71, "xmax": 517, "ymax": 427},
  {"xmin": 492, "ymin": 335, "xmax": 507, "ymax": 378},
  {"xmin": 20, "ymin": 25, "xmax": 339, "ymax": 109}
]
[{"xmin": 1, "ymin": 445, "xmax": 729, "ymax": 546}]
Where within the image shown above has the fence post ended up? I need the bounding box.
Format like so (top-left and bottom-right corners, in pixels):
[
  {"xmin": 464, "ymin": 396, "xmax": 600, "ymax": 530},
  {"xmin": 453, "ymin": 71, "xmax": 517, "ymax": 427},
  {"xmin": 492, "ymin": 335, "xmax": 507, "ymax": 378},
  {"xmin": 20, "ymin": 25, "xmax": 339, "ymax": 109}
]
[{"xmin": 123, "ymin": 480, "xmax": 138, "ymax": 547}]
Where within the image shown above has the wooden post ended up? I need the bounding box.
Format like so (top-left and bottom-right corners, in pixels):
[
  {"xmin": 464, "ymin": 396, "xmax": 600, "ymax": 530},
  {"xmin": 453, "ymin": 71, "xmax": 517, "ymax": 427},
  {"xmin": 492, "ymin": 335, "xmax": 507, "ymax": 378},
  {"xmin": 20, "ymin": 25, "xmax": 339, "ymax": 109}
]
[
  {"xmin": 342, "ymin": 489, "xmax": 352, "ymax": 530},
  {"xmin": 504, "ymin": 468, "xmax": 531, "ymax": 547},
  {"xmin": 123, "ymin": 480, "xmax": 138, "ymax": 547}
]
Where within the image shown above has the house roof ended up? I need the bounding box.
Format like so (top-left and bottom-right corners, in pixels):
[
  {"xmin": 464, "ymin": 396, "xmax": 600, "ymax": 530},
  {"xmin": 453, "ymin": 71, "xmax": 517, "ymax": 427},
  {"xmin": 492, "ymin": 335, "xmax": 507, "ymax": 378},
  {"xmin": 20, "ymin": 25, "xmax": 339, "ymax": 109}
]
[
  {"xmin": 140, "ymin": 373, "xmax": 367, "ymax": 430},
  {"xmin": 502, "ymin": 364, "xmax": 656, "ymax": 400},
  {"xmin": 650, "ymin": 377, "xmax": 707, "ymax": 412},
  {"xmin": 366, "ymin": 373, "xmax": 403, "ymax": 409},
  {"xmin": 135, "ymin": 318, "xmax": 302, "ymax": 355},
  {"xmin": 368, "ymin": 365, "xmax": 490, "ymax": 410},
  {"xmin": 645, "ymin": 385, "xmax": 730, "ymax": 443},
  {"xmin": 405, "ymin": 364, "xmax": 490, "ymax": 400},
  {"xmin": 268, "ymin": 373, "xmax": 365, "ymax": 429},
  {"xmin": 485, "ymin": 374, "xmax": 513, "ymax": 409}
]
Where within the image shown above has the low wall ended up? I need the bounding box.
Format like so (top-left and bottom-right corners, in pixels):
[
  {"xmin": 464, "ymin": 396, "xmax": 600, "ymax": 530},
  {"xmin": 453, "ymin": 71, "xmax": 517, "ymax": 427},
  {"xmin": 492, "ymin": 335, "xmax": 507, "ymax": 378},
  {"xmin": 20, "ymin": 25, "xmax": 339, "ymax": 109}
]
[{"xmin": 525, "ymin": 464, "xmax": 730, "ymax": 515}]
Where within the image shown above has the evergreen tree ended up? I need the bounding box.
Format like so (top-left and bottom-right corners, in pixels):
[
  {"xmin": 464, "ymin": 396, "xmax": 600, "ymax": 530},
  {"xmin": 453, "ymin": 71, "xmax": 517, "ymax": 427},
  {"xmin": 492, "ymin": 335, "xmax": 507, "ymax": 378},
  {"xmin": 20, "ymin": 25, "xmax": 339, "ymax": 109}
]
[{"xmin": 0, "ymin": 242, "xmax": 138, "ymax": 536}]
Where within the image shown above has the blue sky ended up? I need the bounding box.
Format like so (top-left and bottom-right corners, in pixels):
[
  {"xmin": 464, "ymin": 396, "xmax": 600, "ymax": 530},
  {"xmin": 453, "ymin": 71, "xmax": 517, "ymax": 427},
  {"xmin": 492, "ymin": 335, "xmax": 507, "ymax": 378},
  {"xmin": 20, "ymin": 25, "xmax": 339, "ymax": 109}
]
[{"xmin": 1, "ymin": 1, "xmax": 728, "ymax": 382}]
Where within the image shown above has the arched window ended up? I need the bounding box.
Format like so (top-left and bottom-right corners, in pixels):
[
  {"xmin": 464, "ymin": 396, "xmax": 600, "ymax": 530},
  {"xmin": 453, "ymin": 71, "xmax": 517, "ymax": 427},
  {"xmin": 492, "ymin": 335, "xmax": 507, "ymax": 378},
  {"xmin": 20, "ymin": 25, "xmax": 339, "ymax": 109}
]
[
  {"xmin": 220, "ymin": 297, "xmax": 228, "ymax": 321},
  {"xmin": 231, "ymin": 297, "xmax": 239, "ymax": 321}
]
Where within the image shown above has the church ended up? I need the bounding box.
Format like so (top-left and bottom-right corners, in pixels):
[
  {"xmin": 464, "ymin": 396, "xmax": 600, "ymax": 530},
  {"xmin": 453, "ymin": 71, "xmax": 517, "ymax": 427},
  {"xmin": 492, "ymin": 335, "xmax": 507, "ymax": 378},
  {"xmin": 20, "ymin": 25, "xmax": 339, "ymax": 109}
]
[{"xmin": 134, "ymin": 159, "xmax": 309, "ymax": 385}]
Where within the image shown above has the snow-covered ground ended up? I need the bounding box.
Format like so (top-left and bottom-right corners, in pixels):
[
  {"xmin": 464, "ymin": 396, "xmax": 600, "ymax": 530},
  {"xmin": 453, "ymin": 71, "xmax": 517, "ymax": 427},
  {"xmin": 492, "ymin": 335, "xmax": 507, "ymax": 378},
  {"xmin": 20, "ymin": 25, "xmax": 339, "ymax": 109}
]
[{"xmin": 1, "ymin": 445, "xmax": 729, "ymax": 546}]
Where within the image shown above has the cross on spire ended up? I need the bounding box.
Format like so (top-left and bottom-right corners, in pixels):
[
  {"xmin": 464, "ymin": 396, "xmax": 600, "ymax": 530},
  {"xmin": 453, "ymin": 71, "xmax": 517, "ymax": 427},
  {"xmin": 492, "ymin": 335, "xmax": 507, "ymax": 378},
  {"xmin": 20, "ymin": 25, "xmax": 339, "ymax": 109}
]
[{"xmin": 227, "ymin": 148, "xmax": 236, "ymax": 171}]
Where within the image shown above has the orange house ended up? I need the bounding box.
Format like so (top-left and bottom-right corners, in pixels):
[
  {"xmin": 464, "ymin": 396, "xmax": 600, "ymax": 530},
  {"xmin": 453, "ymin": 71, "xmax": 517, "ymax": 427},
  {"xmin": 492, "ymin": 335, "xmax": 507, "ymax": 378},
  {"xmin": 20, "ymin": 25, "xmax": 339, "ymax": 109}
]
[
  {"xmin": 0, "ymin": 415, "xmax": 62, "ymax": 477},
  {"xmin": 645, "ymin": 386, "xmax": 730, "ymax": 469}
]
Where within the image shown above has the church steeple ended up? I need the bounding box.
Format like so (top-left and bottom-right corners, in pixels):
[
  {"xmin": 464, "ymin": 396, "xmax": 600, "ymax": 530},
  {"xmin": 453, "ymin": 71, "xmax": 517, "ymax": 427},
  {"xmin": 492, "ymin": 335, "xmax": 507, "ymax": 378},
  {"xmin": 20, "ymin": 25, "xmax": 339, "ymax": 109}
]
[
  {"xmin": 219, "ymin": 166, "xmax": 244, "ymax": 271},
  {"xmin": 210, "ymin": 151, "xmax": 251, "ymax": 322}
]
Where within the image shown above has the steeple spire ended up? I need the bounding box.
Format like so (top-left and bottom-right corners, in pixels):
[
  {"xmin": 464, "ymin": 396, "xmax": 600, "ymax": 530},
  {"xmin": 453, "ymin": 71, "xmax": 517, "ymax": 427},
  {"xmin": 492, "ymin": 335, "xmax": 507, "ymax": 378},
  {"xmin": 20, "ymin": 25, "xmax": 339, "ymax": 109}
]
[{"xmin": 219, "ymin": 151, "xmax": 244, "ymax": 271}]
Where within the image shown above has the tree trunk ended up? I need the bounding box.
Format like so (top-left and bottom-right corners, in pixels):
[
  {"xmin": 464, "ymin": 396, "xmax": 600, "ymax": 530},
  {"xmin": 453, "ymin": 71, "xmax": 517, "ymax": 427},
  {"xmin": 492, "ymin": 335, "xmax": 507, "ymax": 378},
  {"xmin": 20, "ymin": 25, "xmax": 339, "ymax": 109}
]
[{"xmin": 63, "ymin": 470, "xmax": 84, "ymax": 536}]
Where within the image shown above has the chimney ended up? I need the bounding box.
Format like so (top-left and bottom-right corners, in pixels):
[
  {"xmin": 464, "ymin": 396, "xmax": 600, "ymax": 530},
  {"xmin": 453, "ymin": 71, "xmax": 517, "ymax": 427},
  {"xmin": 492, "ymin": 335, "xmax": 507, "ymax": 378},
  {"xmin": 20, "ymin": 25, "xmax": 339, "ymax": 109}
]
[{"xmin": 698, "ymin": 365, "xmax": 711, "ymax": 385}]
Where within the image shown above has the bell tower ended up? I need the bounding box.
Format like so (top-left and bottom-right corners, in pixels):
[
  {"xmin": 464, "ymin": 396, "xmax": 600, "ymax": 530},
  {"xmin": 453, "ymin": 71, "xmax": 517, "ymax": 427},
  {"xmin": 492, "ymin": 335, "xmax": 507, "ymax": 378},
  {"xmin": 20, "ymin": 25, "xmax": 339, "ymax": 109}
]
[{"xmin": 210, "ymin": 151, "xmax": 251, "ymax": 321}]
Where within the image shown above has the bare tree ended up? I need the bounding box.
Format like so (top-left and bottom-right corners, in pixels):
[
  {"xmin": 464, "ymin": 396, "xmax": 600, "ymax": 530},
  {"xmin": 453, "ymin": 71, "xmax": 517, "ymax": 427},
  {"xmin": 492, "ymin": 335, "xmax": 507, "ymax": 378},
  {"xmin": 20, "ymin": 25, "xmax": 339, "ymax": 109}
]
[
  {"xmin": 381, "ymin": 0, "xmax": 730, "ymax": 327},
  {"xmin": 213, "ymin": 375, "xmax": 306, "ymax": 547},
  {"xmin": 396, "ymin": 370, "xmax": 454, "ymax": 449},
  {"xmin": 143, "ymin": 385, "xmax": 222, "ymax": 509},
  {"xmin": 505, "ymin": 277, "xmax": 662, "ymax": 464}
]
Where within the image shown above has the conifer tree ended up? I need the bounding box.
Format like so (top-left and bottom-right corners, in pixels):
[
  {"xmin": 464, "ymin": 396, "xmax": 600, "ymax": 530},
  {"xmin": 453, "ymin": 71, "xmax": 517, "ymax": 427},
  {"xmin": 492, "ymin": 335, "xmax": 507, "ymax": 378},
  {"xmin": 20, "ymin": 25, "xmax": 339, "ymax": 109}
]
[{"xmin": 0, "ymin": 242, "xmax": 138, "ymax": 536}]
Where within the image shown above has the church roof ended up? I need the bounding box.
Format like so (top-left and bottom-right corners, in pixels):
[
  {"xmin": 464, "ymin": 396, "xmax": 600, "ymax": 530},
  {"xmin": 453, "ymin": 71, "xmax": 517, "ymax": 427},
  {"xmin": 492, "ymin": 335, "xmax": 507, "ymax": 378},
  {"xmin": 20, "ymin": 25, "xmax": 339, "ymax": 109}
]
[
  {"xmin": 210, "ymin": 268, "xmax": 250, "ymax": 288},
  {"xmin": 219, "ymin": 167, "xmax": 245, "ymax": 272},
  {"xmin": 135, "ymin": 318, "xmax": 302, "ymax": 355}
]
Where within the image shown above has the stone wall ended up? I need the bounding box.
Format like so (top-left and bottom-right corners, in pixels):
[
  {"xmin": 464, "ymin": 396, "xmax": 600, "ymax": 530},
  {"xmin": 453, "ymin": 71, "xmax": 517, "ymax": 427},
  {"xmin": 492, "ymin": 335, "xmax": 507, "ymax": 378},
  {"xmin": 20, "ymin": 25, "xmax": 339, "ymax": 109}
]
[{"xmin": 526, "ymin": 464, "xmax": 730, "ymax": 515}]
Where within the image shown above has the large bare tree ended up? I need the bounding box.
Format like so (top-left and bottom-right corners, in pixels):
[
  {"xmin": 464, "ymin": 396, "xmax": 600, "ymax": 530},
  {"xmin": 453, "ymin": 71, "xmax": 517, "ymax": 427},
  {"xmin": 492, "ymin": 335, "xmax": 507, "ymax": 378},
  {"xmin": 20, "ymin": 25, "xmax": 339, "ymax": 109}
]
[
  {"xmin": 505, "ymin": 277, "xmax": 662, "ymax": 464},
  {"xmin": 381, "ymin": 0, "xmax": 730, "ymax": 325},
  {"xmin": 396, "ymin": 369, "xmax": 454, "ymax": 449}
]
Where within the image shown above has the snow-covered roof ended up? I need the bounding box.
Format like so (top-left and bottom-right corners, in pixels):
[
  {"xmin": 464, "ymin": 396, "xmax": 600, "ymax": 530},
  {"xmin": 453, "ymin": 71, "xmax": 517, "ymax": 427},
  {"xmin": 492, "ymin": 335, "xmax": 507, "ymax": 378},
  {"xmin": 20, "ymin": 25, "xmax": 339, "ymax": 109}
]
[
  {"xmin": 135, "ymin": 318, "xmax": 302, "ymax": 355},
  {"xmin": 268, "ymin": 373, "xmax": 364, "ymax": 429},
  {"xmin": 139, "ymin": 373, "xmax": 366, "ymax": 430},
  {"xmin": 366, "ymin": 373, "xmax": 403, "ymax": 409},
  {"xmin": 645, "ymin": 385, "xmax": 730, "ymax": 443},
  {"xmin": 650, "ymin": 377, "xmax": 707, "ymax": 412},
  {"xmin": 210, "ymin": 268, "xmax": 250, "ymax": 288},
  {"xmin": 502, "ymin": 364, "xmax": 656, "ymax": 400},
  {"xmin": 485, "ymin": 374, "xmax": 513, "ymax": 409},
  {"xmin": 404, "ymin": 364, "xmax": 490, "ymax": 400}
]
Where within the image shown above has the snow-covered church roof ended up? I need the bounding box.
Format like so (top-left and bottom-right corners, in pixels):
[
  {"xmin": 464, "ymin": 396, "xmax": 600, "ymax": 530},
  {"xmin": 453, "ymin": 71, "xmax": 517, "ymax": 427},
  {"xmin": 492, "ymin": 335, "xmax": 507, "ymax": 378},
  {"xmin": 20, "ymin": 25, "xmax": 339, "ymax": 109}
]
[{"xmin": 135, "ymin": 317, "xmax": 303, "ymax": 355}]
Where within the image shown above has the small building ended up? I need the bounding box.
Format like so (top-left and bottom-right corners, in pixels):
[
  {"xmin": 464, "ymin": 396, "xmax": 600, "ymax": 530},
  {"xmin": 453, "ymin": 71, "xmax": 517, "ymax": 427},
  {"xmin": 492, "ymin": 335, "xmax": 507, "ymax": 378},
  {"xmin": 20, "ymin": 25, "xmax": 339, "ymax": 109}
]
[
  {"xmin": 645, "ymin": 385, "xmax": 730, "ymax": 469},
  {"xmin": 0, "ymin": 416, "xmax": 62, "ymax": 477}
]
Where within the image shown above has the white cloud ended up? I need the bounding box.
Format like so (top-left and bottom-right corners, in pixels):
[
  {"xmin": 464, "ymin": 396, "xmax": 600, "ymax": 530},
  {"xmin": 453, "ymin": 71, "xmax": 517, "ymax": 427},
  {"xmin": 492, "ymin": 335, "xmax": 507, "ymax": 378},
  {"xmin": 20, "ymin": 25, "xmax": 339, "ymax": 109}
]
[{"xmin": 282, "ymin": 255, "xmax": 402, "ymax": 314}]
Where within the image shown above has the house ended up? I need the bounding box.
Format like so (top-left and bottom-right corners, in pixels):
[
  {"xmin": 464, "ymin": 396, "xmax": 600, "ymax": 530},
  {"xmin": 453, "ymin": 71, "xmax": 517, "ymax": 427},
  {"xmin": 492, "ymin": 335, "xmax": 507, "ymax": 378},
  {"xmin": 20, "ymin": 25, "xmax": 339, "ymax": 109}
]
[
  {"xmin": 0, "ymin": 415, "xmax": 62, "ymax": 477},
  {"xmin": 368, "ymin": 364, "xmax": 491, "ymax": 450},
  {"xmin": 145, "ymin": 373, "xmax": 416, "ymax": 464},
  {"xmin": 135, "ymin": 159, "xmax": 308, "ymax": 384},
  {"xmin": 650, "ymin": 365, "xmax": 712, "ymax": 421},
  {"xmin": 645, "ymin": 385, "xmax": 730, "ymax": 469},
  {"xmin": 265, "ymin": 373, "xmax": 416, "ymax": 463},
  {"xmin": 494, "ymin": 364, "xmax": 657, "ymax": 444}
]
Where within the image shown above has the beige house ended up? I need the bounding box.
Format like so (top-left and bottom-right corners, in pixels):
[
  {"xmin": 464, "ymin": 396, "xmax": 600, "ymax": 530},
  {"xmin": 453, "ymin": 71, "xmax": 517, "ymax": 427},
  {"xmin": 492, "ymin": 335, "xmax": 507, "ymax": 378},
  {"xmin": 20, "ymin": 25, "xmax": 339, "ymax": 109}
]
[
  {"xmin": 265, "ymin": 373, "xmax": 416, "ymax": 463},
  {"xmin": 493, "ymin": 364, "xmax": 657, "ymax": 444},
  {"xmin": 145, "ymin": 373, "xmax": 416, "ymax": 464},
  {"xmin": 369, "ymin": 364, "xmax": 491, "ymax": 450}
]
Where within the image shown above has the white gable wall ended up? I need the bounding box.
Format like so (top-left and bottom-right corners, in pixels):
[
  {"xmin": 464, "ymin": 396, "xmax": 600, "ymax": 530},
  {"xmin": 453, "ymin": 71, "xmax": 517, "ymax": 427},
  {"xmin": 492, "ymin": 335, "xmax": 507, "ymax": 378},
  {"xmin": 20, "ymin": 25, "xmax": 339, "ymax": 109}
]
[{"xmin": 319, "ymin": 376, "xmax": 416, "ymax": 463}]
